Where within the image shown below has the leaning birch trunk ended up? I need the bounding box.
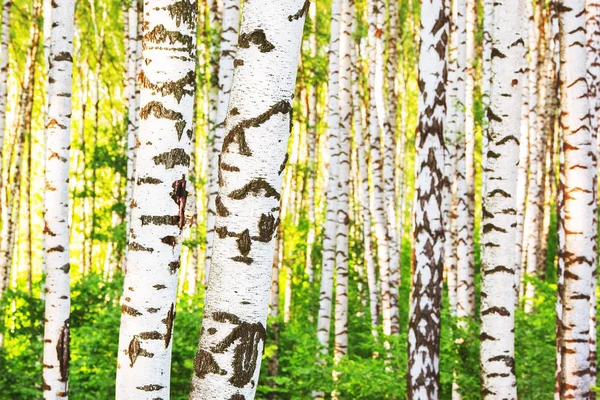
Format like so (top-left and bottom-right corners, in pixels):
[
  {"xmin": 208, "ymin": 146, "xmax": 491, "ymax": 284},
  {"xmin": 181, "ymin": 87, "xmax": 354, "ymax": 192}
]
[
  {"xmin": 317, "ymin": 0, "xmax": 342, "ymax": 350},
  {"xmin": 557, "ymin": 0, "xmax": 597, "ymax": 397},
  {"xmin": 188, "ymin": 1, "xmax": 307, "ymax": 398},
  {"xmin": 407, "ymin": 0, "xmax": 447, "ymax": 397},
  {"xmin": 204, "ymin": 0, "xmax": 240, "ymax": 280},
  {"xmin": 115, "ymin": 0, "xmax": 197, "ymax": 398},
  {"xmin": 479, "ymin": 0, "xmax": 525, "ymax": 397},
  {"xmin": 42, "ymin": 0, "xmax": 76, "ymax": 397}
]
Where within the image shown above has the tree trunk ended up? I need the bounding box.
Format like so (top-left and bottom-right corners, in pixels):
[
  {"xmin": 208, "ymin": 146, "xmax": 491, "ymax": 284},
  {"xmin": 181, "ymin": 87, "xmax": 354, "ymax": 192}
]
[
  {"xmin": 42, "ymin": 0, "xmax": 76, "ymax": 396},
  {"xmin": 204, "ymin": 0, "xmax": 240, "ymax": 281},
  {"xmin": 188, "ymin": 1, "xmax": 307, "ymax": 398},
  {"xmin": 479, "ymin": 0, "xmax": 526, "ymax": 397},
  {"xmin": 557, "ymin": 1, "xmax": 597, "ymax": 397},
  {"xmin": 115, "ymin": 0, "xmax": 197, "ymax": 397},
  {"xmin": 407, "ymin": 0, "xmax": 447, "ymax": 397},
  {"xmin": 317, "ymin": 0, "xmax": 341, "ymax": 350}
]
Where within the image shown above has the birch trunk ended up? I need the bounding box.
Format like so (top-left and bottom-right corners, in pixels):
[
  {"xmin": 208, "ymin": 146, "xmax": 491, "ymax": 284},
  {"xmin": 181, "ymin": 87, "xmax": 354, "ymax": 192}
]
[
  {"xmin": 204, "ymin": 0, "xmax": 240, "ymax": 280},
  {"xmin": 42, "ymin": 0, "xmax": 76, "ymax": 397},
  {"xmin": 334, "ymin": 0, "xmax": 352, "ymax": 366},
  {"xmin": 407, "ymin": 0, "xmax": 447, "ymax": 397},
  {"xmin": 0, "ymin": 0, "xmax": 10, "ymax": 175},
  {"xmin": 557, "ymin": 1, "xmax": 597, "ymax": 397},
  {"xmin": 367, "ymin": 0, "xmax": 395, "ymax": 336},
  {"xmin": 188, "ymin": 1, "xmax": 307, "ymax": 398},
  {"xmin": 479, "ymin": 0, "xmax": 526, "ymax": 397},
  {"xmin": 352, "ymin": 42, "xmax": 378, "ymax": 331},
  {"xmin": 317, "ymin": 0, "xmax": 342, "ymax": 349},
  {"xmin": 115, "ymin": 0, "xmax": 197, "ymax": 397}
]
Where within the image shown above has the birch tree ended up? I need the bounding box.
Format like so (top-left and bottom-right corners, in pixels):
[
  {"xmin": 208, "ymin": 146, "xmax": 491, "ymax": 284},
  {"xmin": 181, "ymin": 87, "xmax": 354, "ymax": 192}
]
[
  {"xmin": 188, "ymin": 0, "xmax": 308, "ymax": 398},
  {"xmin": 479, "ymin": 0, "xmax": 526, "ymax": 398},
  {"xmin": 115, "ymin": 0, "xmax": 197, "ymax": 397},
  {"xmin": 317, "ymin": 0, "xmax": 341, "ymax": 350},
  {"xmin": 556, "ymin": 0, "xmax": 597, "ymax": 397},
  {"xmin": 407, "ymin": 0, "xmax": 447, "ymax": 397},
  {"xmin": 42, "ymin": 0, "xmax": 76, "ymax": 397},
  {"xmin": 204, "ymin": 0, "xmax": 240, "ymax": 279}
]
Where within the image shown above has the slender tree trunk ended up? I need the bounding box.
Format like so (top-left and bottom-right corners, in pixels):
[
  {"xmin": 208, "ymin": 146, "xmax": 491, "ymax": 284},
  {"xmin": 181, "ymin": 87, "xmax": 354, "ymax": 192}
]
[
  {"xmin": 407, "ymin": 0, "xmax": 447, "ymax": 397},
  {"xmin": 204, "ymin": 0, "xmax": 240, "ymax": 280},
  {"xmin": 368, "ymin": 0, "xmax": 395, "ymax": 336},
  {"xmin": 317, "ymin": 0, "xmax": 342, "ymax": 350},
  {"xmin": 115, "ymin": 0, "xmax": 197, "ymax": 397},
  {"xmin": 0, "ymin": 0, "xmax": 10, "ymax": 193},
  {"xmin": 479, "ymin": 0, "xmax": 526, "ymax": 397},
  {"xmin": 352, "ymin": 42, "xmax": 378, "ymax": 332},
  {"xmin": 42, "ymin": 0, "xmax": 75, "ymax": 396},
  {"xmin": 333, "ymin": 0, "xmax": 352, "ymax": 380},
  {"xmin": 557, "ymin": 1, "xmax": 597, "ymax": 397}
]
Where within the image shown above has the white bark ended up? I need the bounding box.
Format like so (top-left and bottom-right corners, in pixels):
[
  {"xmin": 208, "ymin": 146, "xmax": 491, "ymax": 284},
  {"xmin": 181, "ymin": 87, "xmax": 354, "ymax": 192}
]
[
  {"xmin": 557, "ymin": 1, "xmax": 597, "ymax": 397},
  {"xmin": 317, "ymin": 0, "xmax": 342, "ymax": 349},
  {"xmin": 42, "ymin": 0, "xmax": 76, "ymax": 397},
  {"xmin": 479, "ymin": 0, "xmax": 526, "ymax": 397},
  {"xmin": 188, "ymin": 1, "xmax": 307, "ymax": 398},
  {"xmin": 205, "ymin": 0, "xmax": 241, "ymax": 280},
  {"xmin": 407, "ymin": 0, "xmax": 447, "ymax": 397},
  {"xmin": 116, "ymin": 0, "xmax": 197, "ymax": 398}
]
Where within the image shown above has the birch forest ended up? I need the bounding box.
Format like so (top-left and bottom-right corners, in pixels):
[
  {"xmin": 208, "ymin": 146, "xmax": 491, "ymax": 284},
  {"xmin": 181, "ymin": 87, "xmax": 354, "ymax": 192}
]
[{"xmin": 1, "ymin": 0, "xmax": 599, "ymax": 398}]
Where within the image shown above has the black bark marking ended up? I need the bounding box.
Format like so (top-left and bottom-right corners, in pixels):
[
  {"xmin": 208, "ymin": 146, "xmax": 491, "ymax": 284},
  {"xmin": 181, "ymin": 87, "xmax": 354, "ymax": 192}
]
[
  {"xmin": 59, "ymin": 263, "xmax": 70, "ymax": 273},
  {"xmin": 482, "ymin": 307, "xmax": 511, "ymax": 316},
  {"xmin": 232, "ymin": 256, "xmax": 254, "ymax": 265},
  {"xmin": 169, "ymin": 261, "xmax": 181, "ymax": 274},
  {"xmin": 220, "ymin": 162, "xmax": 240, "ymax": 172},
  {"xmin": 491, "ymin": 48, "xmax": 506, "ymax": 59},
  {"xmin": 194, "ymin": 349, "xmax": 226, "ymax": 379},
  {"xmin": 44, "ymin": 221, "xmax": 56, "ymax": 236},
  {"xmin": 129, "ymin": 241, "xmax": 155, "ymax": 252},
  {"xmin": 253, "ymin": 214, "xmax": 279, "ymax": 243},
  {"xmin": 229, "ymin": 178, "xmax": 280, "ymax": 200},
  {"xmin": 161, "ymin": 236, "xmax": 178, "ymax": 247},
  {"xmin": 171, "ymin": 175, "xmax": 188, "ymax": 229},
  {"xmin": 143, "ymin": 24, "xmax": 193, "ymax": 51},
  {"xmin": 238, "ymin": 29, "xmax": 275, "ymax": 52},
  {"xmin": 56, "ymin": 323, "xmax": 70, "ymax": 382},
  {"xmin": 47, "ymin": 245, "xmax": 65, "ymax": 253},
  {"xmin": 237, "ymin": 230, "xmax": 252, "ymax": 256},
  {"xmin": 54, "ymin": 52, "xmax": 73, "ymax": 62},
  {"xmin": 154, "ymin": 284, "xmax": 167, "ymax": 289},
  {"xmin": 122, "ymin": 305, "xmax": 143, "ymax": 316},
  {"xmin": 139, "ymin": 69, "xmax": 196, "ymax": 103},
  {"xmin": 153, "ymin": 148, "xmax": 190, "ymax": 169},
  {"xmin": 136, "ymin": 384, "xmax": 165, "ymax": 391},
  {"xmin": 165, "ymin": 0, "xmax": 197, "ymax": 28},
  {"xmin": 139, "ymin": 331, "xmax": 163, "ymax": 340},
  {"xmin": 140, "ymin": 101, "xmax": 187, "ymax": 140},
  {"xmin": 163, "ymin": 303, "xmax": 176, "ymax": 348},
  {"xmin": 216, "ymin": 195, "xmax": 230, "ymax": 217},
  {"xmin": 486, "ymin": 107, "xmax": 502, "ymax": 122},
  {"xmin": 137, "ymin": 176, "xmax": 163, "ymax": 185},
  {"xmin": 211, "ymin": 313, "xmax": 267, "ymax": 388},
  {"xmin": 482, "ymin": 224, "xmax": 507, "ymax": 234},
  {"xmin": 288, "ymin": 0, "xmax": 310, "ymax": 21},
  {"xmin": 222, "ymin": 100, "xmax": 292, "ymax": 156},
  {"xmin": 129, "ymin": 336, "xmax": 141, "ymax": 367},
  {"xmin": 278, "ymin": 153, "xmax": 289, "ymax": 175},
  {"xmin": 140, "ymin": 215, "xmax": 180, "ymax": 226},
  {"xmin": 230, "ymin": 395, "xmax": 246, "ymax": 400}
]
